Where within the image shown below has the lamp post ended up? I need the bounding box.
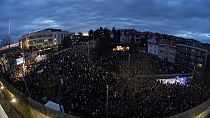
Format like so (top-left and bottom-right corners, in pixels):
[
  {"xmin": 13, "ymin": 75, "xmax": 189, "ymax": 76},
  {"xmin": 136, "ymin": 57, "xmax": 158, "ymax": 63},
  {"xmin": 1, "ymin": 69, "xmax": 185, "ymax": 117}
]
[
  {"xmin": 22, "ymin": 51, "xmax": 31, "ymax": 97},
  {"xmin": 88, "ymin": 37, "xmax": 90, "ymax": 62},
  {"xmin": 106, "ymin": 85, "xmax": 109, "ymax": 118},
  {"xmin": 193, "ymin": 63, "xmax": 198, "ymax": 79}
]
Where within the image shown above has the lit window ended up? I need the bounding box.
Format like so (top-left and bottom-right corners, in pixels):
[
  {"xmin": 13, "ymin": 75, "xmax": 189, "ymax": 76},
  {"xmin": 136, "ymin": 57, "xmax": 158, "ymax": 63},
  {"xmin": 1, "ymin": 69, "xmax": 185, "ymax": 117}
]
[{"xmin": 197, "ymin": 64, "xmax": 203, "ymax": 68}]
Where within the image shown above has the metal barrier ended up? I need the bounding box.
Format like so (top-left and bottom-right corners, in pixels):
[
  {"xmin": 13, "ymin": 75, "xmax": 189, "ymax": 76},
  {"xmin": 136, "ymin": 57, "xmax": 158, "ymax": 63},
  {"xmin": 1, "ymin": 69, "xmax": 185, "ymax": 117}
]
[{"xmin": 0, "ymin": 77, "xmax": 79, "ymax": 118}]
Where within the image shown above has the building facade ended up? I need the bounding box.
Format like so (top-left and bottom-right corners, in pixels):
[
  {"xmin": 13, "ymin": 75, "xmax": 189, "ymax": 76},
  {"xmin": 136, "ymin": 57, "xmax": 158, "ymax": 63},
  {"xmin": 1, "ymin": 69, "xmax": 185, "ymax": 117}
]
[
  {"xmin": 147, "ymin": 38, "xmax": 177, "ymax": 63},
  {"xmin": 147, "ymin": 38, "xmax": 160, "ymax": 56},
  {"xmin": 176, "ymin": 44, "xmax": 208, "ymax": 72},
  {"xmin": 0, "ymin": 43, "xmax": 19, "ymax": 51},
  {"xmin": 158, "ymin": 44, "xmax": 176, "ymax": 63},
  {"xmin": 208, "ymin": 47, "xmax": 210, "ymax": 54},
  {"xmin": 19, "ymin": 29, "xmax": 74, "ymax": 50},
  {"xmin": 120, "ymin": 29, "xmax": 147, "ymax": 45}
]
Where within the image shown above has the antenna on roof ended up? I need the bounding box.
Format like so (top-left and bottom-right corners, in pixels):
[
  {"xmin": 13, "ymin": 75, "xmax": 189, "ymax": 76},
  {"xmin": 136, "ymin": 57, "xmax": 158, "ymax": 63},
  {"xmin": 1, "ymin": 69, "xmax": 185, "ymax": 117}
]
[
  {"xmin": 9, "ymin": 18, "xmax": 11, "ymax": 38},
  {"xmin": 7, "ymin": 18, "xmax": 11, "ymax": 47}
]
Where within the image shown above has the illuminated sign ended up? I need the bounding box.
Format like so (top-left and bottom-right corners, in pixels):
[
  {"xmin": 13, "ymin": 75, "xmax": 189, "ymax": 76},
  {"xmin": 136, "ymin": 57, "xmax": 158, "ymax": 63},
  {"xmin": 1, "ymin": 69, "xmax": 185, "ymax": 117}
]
[
  {"xmin": 113, "ymin": 46, "xmax": 129, "ymax": 51},
  {"xmin": 16, "ymin": 57, "xmax": 24, "ymax": 65}
]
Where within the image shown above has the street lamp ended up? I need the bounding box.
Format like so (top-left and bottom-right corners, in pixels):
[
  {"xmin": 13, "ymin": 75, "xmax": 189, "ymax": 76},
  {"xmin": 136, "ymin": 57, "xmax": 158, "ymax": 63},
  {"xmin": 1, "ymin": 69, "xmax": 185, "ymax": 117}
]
[
  {"xmin": 0, "ymin": 86, "xmax": 4, "ymax": 90},
  {"xmin": 11, "ymin": 98, "xmax": 16, "ymax": 103},
  {"xmin": 21, "ymin": 52, "xmax": 31, "ymax": 97},
  {"xmin": 106, "ymin": 85, "xmax": 109, "ymax": 118}
]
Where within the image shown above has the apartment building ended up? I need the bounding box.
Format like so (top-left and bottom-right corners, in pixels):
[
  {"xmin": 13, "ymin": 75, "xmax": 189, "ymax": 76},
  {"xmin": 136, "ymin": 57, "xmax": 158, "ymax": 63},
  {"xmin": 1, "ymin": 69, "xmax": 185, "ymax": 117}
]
[{"xmin": 19, "ymin": 28, "xmax": 74, "ymax": 50}]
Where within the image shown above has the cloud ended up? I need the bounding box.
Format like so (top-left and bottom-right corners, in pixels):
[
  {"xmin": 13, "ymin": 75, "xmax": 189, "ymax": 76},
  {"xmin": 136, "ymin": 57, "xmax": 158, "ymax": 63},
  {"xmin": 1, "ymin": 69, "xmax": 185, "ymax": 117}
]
[
  {"xmin": 200, "ymin": 33, "xmax": 210, "ymax": 38},
  {"xmin": 32, "ymin": 19, "xmax": 55, "ymax": 24},
  {"xmin": 0, "ymin": 0, "xmax": 210, "ymax": 43},
  {"xmin": 32, "ymin": 18, "xmax": 61, "ymax": 28}
]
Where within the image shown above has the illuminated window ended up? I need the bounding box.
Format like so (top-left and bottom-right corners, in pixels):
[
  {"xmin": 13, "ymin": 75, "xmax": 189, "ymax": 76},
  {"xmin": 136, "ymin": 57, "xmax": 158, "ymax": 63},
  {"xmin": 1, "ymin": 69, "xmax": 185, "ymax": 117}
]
[{"xmin": 197, "ymin": 64, "xmax": 203, "ymax": 68}]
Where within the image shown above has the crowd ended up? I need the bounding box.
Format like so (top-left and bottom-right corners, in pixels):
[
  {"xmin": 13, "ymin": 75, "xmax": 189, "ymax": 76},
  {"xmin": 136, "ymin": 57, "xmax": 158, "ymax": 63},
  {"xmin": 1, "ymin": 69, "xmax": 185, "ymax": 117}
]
[
  {"xmin": 120, "ymin": 50, "xmax": 190, "ymax": 75},
  {"xmin": 3, "ymin": 44, "xmax": 210, "ymax": 118}
]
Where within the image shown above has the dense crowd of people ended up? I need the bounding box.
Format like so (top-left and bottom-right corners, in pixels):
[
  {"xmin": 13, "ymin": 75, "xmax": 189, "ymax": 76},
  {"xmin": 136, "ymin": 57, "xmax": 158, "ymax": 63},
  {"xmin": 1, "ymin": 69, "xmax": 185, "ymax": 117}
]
[
  {"xmin": 2, "ymin": 44, "xmax": 210, "ymax": 118},
  {"xmin": 118, "ymin": 51, "xmax": 190, "ymax": 77}
]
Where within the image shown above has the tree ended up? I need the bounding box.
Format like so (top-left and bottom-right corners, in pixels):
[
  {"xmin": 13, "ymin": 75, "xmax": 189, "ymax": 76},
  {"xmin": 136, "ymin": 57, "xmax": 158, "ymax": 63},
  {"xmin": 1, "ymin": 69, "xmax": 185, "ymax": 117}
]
[
  {"xmin": 61, "ymin": 37, "xmax": 72, "ymax": 49},
  {"xmin": 78, "ymin": 32, "xmax": 83, "ymax": 36},
  {"xmin": 94, "ymin": 27, "xmax": 112, "ymax": 55},
  {"xmin": 115, "ymin": 30, "xmax": 121, "ymax": 43},
  {"xmin": 1, "ymin": 36, "xmax": 11, "ymax": 47},
  {"xmin": 111, "ymin": 27, "xmax": 116, "ymax": 39},
  {"xmin": 80, "ymin": 36, "xmax": 88, "ymax": 42},
  {"xmin": 88, "ymin": 29, "xmax": 94, "ymax": 40}
]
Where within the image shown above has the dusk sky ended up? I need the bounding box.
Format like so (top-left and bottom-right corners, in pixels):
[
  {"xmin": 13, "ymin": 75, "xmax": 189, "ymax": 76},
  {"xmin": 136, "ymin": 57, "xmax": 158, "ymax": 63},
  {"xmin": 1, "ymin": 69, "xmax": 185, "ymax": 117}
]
[{"xmin": 0, "ymin": 0, "xmax": 210, "ymax": 43}]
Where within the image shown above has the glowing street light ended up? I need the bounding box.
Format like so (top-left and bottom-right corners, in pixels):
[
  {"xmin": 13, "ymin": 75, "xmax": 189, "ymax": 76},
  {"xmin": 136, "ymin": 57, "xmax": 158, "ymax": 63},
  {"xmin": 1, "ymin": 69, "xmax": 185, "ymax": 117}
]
[
  {"xmin": 11, "ymin": 98, "xmax": 16, "ymax": 103},
  {"xmin": 0, "ymin": 86, "xmax": 4, "ymax": 90}
]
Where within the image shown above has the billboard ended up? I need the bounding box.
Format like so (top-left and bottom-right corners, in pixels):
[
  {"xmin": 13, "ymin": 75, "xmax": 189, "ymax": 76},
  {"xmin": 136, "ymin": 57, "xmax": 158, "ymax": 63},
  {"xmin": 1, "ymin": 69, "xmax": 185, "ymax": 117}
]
[{"xmin": 16, "ymin": 57, "xmax": 24, "ymax": 65}]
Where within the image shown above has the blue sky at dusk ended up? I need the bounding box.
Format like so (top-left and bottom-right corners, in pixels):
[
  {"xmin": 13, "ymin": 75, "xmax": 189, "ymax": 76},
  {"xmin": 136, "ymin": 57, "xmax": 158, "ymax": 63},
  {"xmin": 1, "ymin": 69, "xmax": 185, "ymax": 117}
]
[{"xmin": 0, "ymin": 0, "xmax": 210, "ymax": 43}]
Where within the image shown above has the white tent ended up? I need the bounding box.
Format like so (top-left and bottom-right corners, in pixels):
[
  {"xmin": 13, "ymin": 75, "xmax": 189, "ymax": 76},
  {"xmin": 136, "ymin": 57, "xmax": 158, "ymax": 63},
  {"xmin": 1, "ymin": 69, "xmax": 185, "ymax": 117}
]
[
  {"xmin": 45, "ymin": 100, "xmax": 64, "ymax": 112},
  {"xmin": 0, "ymin": 105, "xmax": 8, "ymax": 118}
]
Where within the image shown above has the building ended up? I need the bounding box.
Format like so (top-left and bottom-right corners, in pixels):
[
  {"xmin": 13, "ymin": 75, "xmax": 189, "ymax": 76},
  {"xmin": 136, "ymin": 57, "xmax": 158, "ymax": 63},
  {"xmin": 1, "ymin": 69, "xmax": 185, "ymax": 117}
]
[
  {"xmin": 120, "ymin": 29, "xmax": 136, "ymax": 44},
  {"xmin": 19, "ymin": 28, "xmax": 74, "ymax": 50},
  {"xmin": 148, "ymin": 38, "xmax": 162, "ymax": 56},
  {"xmin": 176, "ymin": 43, "xmax": 208, "ymax": 72},
  {"xmin": 120, "ymin": 29, "xmax": 147, "ymax": 45},
  {"xmin": 208, "ymin": 48, "xmax": 210, "ymax": 54},
  {"xmin": 204, "ymin": 44, "xmax": 210, "ymax": 54},
  {"xmin": 148, "ymin": 37, "xmax": 177, "ymax": 63},
  {"xmin": 158, "ymin": 38, "xmax": 177, "ymax": 63},
  {"xmin": 158, "ymin": 44, "xmax": 176, "ymax": 63},
  {"xmin": 0, "ymin": 43, "xmax": 19, "ymax": 51}
]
